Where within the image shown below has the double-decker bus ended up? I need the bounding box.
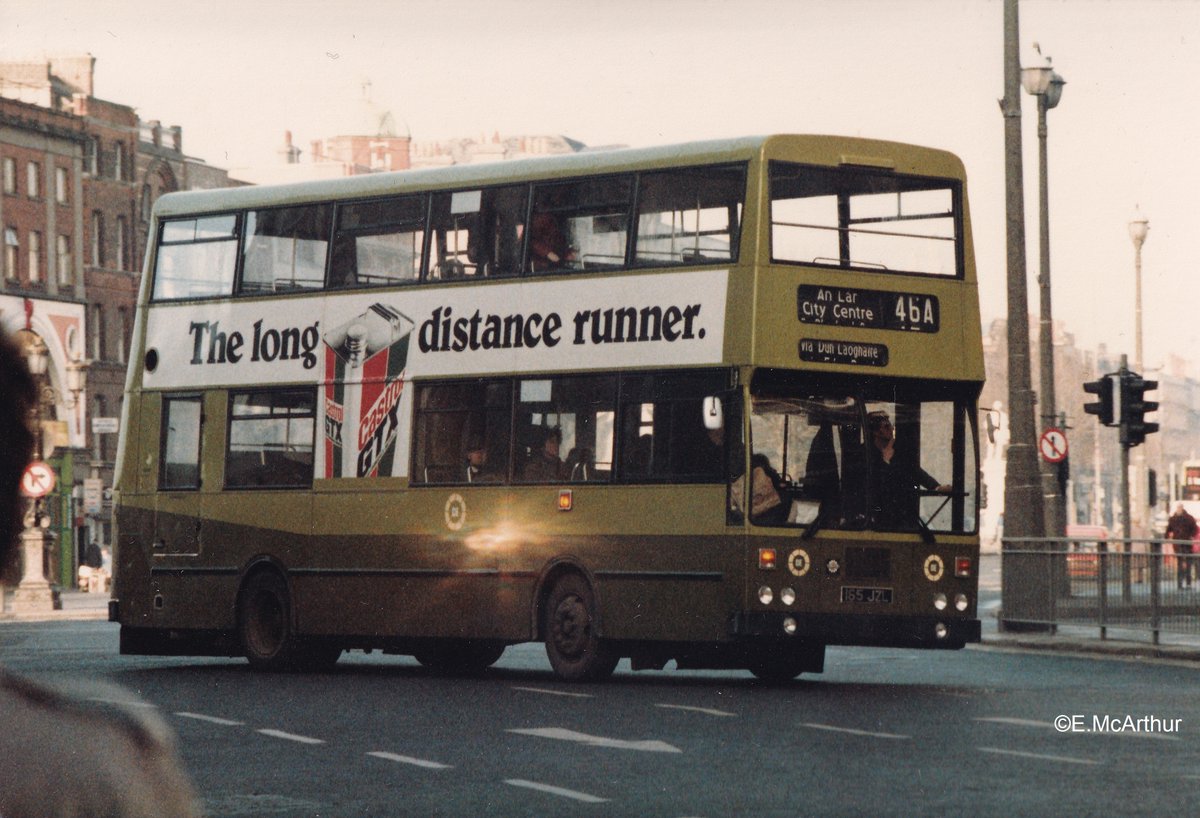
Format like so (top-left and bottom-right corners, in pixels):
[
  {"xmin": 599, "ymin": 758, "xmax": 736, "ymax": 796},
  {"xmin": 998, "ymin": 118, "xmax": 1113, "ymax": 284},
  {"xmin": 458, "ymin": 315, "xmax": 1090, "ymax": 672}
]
[{"xmin": 111, "ymin": 134, "xmax": 983, "ymax": 681}]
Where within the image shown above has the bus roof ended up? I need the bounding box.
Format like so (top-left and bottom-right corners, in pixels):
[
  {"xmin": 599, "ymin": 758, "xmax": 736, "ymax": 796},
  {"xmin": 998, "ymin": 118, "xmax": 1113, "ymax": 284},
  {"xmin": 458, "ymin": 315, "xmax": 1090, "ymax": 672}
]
[{"xmin": 153, "ymin": 134, "xmax": 965, "ymax": 218}]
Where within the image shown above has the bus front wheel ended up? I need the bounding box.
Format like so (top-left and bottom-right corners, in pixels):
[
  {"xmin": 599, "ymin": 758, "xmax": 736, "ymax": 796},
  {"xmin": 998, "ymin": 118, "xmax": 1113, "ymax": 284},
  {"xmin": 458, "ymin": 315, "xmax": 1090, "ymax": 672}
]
[
  {"xmin": 542, "ymin": 574, "xmax": 618, "ymax": 682},
  {"xmin": 238, "ymin": 569, "xmax": 340, "ymax": 672}
]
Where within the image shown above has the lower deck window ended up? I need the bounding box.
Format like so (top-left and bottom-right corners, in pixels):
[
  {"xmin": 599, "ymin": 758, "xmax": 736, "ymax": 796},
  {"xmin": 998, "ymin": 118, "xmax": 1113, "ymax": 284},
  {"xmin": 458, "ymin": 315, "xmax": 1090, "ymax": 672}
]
[{"xmin": 226, "ymin": 389, "xmax": 315, "ymax": 488}]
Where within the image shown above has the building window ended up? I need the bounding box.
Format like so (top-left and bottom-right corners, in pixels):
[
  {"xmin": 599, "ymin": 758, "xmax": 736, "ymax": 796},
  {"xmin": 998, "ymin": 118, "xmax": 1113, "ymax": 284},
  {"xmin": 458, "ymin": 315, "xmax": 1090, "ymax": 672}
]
[
  {"xmin": 84, "ymin": 137, "xmax": 99, "ymax": 176},
  {"xmin": 115, "ymin": 216, "xmax": 127, "ymax": 271},
  {"xmin": 4, "ymin": 228, "xmax": 18, "ymax": 280},
  {"xmin": 27, "ymin": 162, "xmax": 40, "ymax": 199},
  {"xmin": 113, "ymin": 143, "xmax": 125, "ymax": 181},
  {"xmin": 91, "ymin": 211, "xmax": 105, "ymax": 266},
  {"xmin": 117, "ymin": 306, "xmax": 130, "ymax": 363},
  {"xmin": 92, "ymin": 303, "xmax": 106, "ymax": 362},
  {"xmin": 28, "ymin": 231, "xmax": 41, "ymax": 283},
  {"xmin": 2, "ymin": 158, "xmax": 15, "ymax": 194},
  {"xmin": 55, "ymin": 166, "xmax": 68, "ymax": 204},
  {"xmin": 57, "ymin": 234, "xmax": 72, "ymax": 285}
]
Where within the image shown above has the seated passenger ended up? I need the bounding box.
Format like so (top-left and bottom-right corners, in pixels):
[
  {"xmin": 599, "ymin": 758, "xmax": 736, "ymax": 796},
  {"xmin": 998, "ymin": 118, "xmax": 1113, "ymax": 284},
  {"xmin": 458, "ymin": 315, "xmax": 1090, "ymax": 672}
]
[
  {"xmin": 524, "ymin": 427, "xmax": 565, "ymax": 482},
  {"xmin": 529, "ymin": 211, "xmax": 577, "ymax": 272},
  {"xmin": 464, "ymin": 436, "xmax": 499, "ymax": 483}
]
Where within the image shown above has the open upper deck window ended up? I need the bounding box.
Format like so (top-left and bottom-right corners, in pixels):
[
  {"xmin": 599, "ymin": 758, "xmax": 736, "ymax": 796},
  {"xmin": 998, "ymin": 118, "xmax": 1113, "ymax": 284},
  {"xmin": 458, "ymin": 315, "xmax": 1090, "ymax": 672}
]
[
  {"xmin": 240, "ymin": 204, "xmax": 332, "ymax": 294},
  {"xmin": 769, "ymin": 162, "xmax": 961, "ymax": 278},
  {"xmin": 152, "ymin": 214, "xmax": 239, "ymax": 300},
  {"xmin": 329, "ymin": 195, "xmax": 426, "ymax": 288},
  {"xmin": 634, "ymin": 164, "xmax": 744, "ymax": 267}
]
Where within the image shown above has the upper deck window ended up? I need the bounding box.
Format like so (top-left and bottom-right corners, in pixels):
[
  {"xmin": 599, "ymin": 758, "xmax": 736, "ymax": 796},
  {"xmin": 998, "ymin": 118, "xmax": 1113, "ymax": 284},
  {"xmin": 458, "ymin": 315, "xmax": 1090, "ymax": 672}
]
[
  {"xmin": 153, "ymin": 214, "xmax": 239, "ymax": 300},
  {"xmin": 329, "ymin": 195, "xmax": 426, "ymax": 289},
  {"xmin": 769, "ymin": 162, "xmax": 961, "ymax": 278},
  {"xmin": 428, "ymin": 185, "xmax": 527, "ymax": 280},
  {"xmin": 240, "ymin": 204, "xmax": 332, "ymax": 294},
  {"xmin": 527, "ymin": 175, "xmax": 633, "ymax": 273},
  {"xmin": 634, "ymin": 164, "xmax": 743, "ymax": 267}
]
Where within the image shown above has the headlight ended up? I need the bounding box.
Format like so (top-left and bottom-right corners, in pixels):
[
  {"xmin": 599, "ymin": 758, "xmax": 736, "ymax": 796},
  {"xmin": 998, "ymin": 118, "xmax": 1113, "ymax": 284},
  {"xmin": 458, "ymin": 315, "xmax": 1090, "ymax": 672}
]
[
  {"xmin": 955, "ymin": 593, "xmax": 969, "ymax": 612},
  {"xmin": 782, "ymin": 616, "xmax": 798, "ymax": 635},
  {"xmin": 758, "ymin": 585, "xmax": 774, "ymax": 605},
  {"xmin": 933, "ymin": 593, "xmax": 948, "ymax": 611},
  {"xmin": 780, "ymin": 587, "xmax": 796, "ymax": 606}
]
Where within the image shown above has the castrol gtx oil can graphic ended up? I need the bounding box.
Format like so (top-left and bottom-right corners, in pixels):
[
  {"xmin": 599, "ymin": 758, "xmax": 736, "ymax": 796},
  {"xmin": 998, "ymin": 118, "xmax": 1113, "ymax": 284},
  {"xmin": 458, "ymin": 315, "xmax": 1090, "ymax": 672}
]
[{"xmin": 323, "ymin": 304, "xmax": 413, "ymax": 478}]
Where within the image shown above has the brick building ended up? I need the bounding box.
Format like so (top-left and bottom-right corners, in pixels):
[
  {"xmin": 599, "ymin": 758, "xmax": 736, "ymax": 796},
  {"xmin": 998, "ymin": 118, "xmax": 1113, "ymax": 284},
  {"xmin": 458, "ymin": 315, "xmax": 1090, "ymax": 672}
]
[{"xmin": 1, "ymin": 55, "xmax": 236, "ymax": 587}]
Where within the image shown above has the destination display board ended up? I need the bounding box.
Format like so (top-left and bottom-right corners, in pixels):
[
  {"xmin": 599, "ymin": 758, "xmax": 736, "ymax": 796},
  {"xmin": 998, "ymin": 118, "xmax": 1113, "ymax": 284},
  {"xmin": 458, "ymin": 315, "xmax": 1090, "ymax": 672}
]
[{"xmin": 797, "ymin": 285, "xmax": 939, "ymax": 333}]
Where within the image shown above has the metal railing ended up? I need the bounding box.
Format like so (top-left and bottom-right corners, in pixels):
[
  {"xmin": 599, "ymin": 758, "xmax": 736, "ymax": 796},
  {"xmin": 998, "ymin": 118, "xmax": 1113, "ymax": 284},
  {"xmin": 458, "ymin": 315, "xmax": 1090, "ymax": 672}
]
[{"xmin": 999, "ymin": 537, "xmax": 1200, "ymax": 644}]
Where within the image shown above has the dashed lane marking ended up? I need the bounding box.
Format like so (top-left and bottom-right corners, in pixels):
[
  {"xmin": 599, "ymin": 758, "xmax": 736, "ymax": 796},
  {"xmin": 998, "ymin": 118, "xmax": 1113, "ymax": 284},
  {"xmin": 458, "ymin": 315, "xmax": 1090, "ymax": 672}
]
[
  {"xmin": 175, "ymin": 711, "xmax": 245, "ymax": 726},
  {"xmin": 512, "ymin": 686, "xmax": 594, "ymax": 698},
  {"xmin": 655, "ymin": 703, "xmax": 736, "ymax": 717},
  {"xmin": 504, "ymin": 779, "xmax": 609, "ymax": 804},
  {"xmin": 257, "ymin": 728, "xmax": 325, "ymax": 745},
  {"xmin": 366, "ymin": 751, "xmax": 453, "ymax": 769},
  {"xmin": 977, "ymin": 746, "xmax": 1099, "ymax": 765},
  {"xmin": 800, "ymin": 723, "xmax": 909, "ymax": 740}
]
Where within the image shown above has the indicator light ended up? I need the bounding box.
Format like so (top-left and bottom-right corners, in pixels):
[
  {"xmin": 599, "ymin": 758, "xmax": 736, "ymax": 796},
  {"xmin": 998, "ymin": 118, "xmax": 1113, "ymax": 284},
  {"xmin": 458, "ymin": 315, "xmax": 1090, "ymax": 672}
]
[
  {"xmin": 558, "ymin": 490, "xmax": 573, "ymax": 511},
  {"xmin": 758, "ymin": 548, "xmax": 778, "ymax": 570},
  {"xmin": 955, "ymin": 556, "xmax": 972, "ymax": 578}
]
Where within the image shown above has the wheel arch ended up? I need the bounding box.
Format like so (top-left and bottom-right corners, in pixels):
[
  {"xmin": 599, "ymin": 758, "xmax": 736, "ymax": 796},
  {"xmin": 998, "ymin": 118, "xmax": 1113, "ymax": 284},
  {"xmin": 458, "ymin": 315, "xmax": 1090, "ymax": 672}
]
[{"xmin": 531, "ymin": 557, "xmax": 606, "ymax": 640}]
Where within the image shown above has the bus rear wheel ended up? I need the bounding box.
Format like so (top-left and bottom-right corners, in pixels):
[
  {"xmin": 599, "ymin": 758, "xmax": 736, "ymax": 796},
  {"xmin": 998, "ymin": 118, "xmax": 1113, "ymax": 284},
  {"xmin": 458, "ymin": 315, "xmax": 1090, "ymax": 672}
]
[
  {"xmin": 238, "ymin": 570, "xmax": 340, "ymax": 672},
  {"xmin": 543, "ymin": 574, "xmax": 618, "ymax": 682}
]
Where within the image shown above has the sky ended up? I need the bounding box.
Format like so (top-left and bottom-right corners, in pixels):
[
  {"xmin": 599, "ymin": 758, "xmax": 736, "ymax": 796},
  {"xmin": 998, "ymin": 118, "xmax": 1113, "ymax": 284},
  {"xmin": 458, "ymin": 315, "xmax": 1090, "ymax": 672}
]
[{"xmin": 3, "ymin": 0, "xmax": 1198, "ymax": 375}]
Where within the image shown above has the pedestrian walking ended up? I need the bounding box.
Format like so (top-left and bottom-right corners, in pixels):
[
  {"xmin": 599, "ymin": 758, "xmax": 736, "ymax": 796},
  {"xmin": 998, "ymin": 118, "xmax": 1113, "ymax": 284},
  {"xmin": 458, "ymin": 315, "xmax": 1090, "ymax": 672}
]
[{"xmin": 1166, "ymin": 503, "xmax": 1197, "ymax": 589}]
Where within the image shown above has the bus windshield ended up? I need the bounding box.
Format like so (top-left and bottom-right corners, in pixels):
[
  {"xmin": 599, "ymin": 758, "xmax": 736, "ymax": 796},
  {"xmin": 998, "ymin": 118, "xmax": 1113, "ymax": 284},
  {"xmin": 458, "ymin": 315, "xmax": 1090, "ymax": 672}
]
[{"xmin": 747, "ymin": 372, "xmax": 977, "ymax": 535}]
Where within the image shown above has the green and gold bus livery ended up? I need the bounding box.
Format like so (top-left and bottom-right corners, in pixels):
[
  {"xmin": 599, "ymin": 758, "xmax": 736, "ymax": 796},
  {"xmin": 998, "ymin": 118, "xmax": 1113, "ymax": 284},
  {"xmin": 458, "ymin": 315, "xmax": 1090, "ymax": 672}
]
[{"xmin": 112, "ymin": 135, "xmax": 983, "ymax": 681}]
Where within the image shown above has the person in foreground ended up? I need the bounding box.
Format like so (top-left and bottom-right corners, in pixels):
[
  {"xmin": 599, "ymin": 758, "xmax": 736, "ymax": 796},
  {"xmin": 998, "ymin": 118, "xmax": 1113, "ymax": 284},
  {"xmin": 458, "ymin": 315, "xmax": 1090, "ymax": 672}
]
[{"xmin": 0, "ymin": 329, "xmax": 201, "ymax": 818}]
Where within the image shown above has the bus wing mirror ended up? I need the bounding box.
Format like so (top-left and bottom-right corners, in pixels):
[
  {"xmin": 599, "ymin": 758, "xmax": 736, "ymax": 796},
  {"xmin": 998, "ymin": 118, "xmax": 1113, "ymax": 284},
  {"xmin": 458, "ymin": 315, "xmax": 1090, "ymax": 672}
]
[{"xmin": 703, "ymin": 396, "xmax": 724, "ymax": 431}]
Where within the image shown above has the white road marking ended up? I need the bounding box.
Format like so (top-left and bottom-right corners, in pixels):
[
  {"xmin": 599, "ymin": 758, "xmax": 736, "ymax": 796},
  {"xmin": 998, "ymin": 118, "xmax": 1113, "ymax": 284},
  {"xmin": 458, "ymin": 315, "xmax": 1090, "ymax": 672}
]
[
  {"xmin": 508, "ymin": 727, "xmax": 682, "ymax": 753},
  {"xmin": 975, "ymin": 717, "xmax": 1050, "ymax": 728},
  {"xmin": 655, "ymin": 703, "xmax": 736, "ymax": 717},
  {"xmin": 87, "ymin": 697, "xmax": 157, "ymax": 709},
  {"xmin": 977, "ymin": 746, "xmax": 1099, "ymax": 765},
  {"xmin": 175, "ymin": 711, "xmax": 245, "ymax": 726},
  {"xmin": 504, "ymin": 779, "xmax": 609, "ymax": 804},
  {"xmin": 800, "ymin": 722, "xmax": 909, "ymax": 740},
  {"xmin": 512, "ymin": 686, "xmax": 594, "ymax": 698},
  {"xmin": 257, "ymin": 728, "xmax": 325, "ymax": 745},
  {"xmin": 366, "ymin": 751, "xmax": 452, "ymax": 770}
]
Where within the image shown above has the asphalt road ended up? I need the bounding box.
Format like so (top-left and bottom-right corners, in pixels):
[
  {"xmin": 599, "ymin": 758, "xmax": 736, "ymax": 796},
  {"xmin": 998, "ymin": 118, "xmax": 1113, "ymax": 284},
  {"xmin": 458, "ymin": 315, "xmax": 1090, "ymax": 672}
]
[{"xmin": 1, "ymin": 618, "xmax": 1197, "ymax": 817}]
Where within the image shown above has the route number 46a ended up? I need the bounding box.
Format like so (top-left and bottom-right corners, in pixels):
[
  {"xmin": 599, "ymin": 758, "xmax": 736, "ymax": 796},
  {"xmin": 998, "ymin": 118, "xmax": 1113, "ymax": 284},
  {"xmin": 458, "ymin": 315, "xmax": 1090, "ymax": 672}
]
[{"xmin": 893, "ymin": 295, "xmax": 936, "ymax": 328}]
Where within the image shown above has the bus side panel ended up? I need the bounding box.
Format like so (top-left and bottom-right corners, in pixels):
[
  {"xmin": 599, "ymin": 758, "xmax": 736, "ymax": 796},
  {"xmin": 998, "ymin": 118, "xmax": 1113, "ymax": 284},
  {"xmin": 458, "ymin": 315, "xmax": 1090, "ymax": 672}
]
[
  {"xmin": 504, "ymin": 485, "xmax": 742, "ymax": 643},
  {"xmin": 296, "ymin": 481, "xmax": 505, "ymax": 639}
]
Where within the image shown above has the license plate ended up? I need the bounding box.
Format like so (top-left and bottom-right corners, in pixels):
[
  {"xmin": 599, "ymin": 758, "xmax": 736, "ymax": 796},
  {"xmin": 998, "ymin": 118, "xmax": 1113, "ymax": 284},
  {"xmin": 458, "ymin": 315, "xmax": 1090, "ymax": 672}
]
[{"xmin": 841, "ymin": 586, "xmax": 893, "ymax": 604}]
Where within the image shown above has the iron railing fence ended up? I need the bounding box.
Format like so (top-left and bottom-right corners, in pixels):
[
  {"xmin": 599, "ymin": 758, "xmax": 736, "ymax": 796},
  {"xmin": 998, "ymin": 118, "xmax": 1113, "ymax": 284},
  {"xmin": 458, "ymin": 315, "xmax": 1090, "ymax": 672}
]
[{"xmin": 1000, "ymin": 537, "xmax": 1200, "ymax": 644}]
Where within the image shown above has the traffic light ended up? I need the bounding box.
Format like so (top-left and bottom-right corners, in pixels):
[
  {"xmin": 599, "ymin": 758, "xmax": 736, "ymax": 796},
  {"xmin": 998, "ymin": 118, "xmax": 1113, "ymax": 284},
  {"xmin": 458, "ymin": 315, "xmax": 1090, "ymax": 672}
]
[
  {"xmin": 1119, "ymin": 372, "xmax": 1159, "ymax": 447},
  {"xmin": 1083, "ymin": 374, "xmax": 1116, "ymax": 426}
]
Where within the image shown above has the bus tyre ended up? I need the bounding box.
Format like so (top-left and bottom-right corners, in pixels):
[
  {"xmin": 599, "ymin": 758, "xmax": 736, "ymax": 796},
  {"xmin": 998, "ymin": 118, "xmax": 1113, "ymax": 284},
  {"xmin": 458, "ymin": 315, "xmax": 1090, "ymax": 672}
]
[
  {"xmin": 543, "ymin": 574, "xmax": 618, "ymax": 682},
  {"xmin": 414, "ymin": 640, "xmax": 505, "ymax": 675},
  {"xmin": 238, "ymin": 570, "xmax": 340, "ymax": 672},
  {"xmin": 748, "ymin": 650, "xmax": 810, "ymax": 683}
]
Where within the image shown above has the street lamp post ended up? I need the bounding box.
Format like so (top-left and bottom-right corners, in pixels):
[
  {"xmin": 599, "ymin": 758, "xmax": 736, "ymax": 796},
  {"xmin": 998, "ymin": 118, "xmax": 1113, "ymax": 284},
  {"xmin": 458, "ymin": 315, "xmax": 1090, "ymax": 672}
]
[
  {"xmin": 1128, "ymin": 212, "xmax": 1149, "ymax": 535},
  {"xmin": 10, "ymin": 331, "xmax": 87, "ymax": 614},
  {"xmin": 1022, "ymin": 50, "xmax": 1067, "ymax": 540},
  {"xmin": 1000, "ymin": 0, "xmax": 1048, "ymax": 630}
]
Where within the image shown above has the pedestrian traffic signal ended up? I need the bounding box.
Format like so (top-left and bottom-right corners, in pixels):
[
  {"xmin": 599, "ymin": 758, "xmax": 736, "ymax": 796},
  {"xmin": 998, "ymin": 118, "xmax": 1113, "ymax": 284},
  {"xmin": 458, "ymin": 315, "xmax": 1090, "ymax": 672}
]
[
  {"xmin": 1083, "ymin": 374, "xmax": 1115, "ymax": 426},
  {"xmin": 1119, "ymin": 373, "xmax": 1159, "ymax": 448}
]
